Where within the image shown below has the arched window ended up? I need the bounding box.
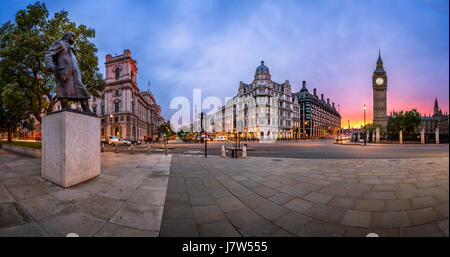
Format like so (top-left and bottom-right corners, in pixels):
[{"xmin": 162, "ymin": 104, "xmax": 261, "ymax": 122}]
[
  {"xmin": 115, "ymin": 127, "xmax": 120, "ymax": 137},
  {"xmin": 115, "ymin": 102, "xmax": 120, "ymax": 113},
  {"xmin": 115, "ymin": 68, "xmax": 120, "ymax": 80}
]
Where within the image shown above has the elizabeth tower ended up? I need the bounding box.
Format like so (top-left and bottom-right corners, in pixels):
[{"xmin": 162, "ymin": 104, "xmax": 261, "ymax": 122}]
[{"xmin": 372, "ymin": 51, "xmax": 388, "ymax": 128}]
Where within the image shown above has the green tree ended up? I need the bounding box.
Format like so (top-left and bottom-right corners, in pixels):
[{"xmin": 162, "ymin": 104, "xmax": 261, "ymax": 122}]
[
  {"xmin": 363, "ymin": 123, "xmax": 385, "ymax": 134},
  {"xmin": 0, "ymin": 82, "xmax": 36, "ymax": 142},
  {"xmin": 0, "ymin": 1, "xmax": 105, "ymax": 125},
  {"xmin": 387, "ymin": 109, "xmax": 421, "ymax": 136}
]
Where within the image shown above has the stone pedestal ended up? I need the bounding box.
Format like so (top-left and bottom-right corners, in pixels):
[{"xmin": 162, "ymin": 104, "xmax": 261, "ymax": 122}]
[
  {"xmin": 421, "ymin": 129, "xmax": 425, "ymax": 144},
  {"xmin": 376, "ymin": 127, "xmax": 380, "ymax": 143},
  {"xmin": 399, "ymin": 130, "xmax": 403, "ymax": 144},
  {"xmin": 42, "ymin": 110, "xmax": 101, "ymax": 188},
  {"xmin": 435, "ymin": 128, "xmax": 439, "ymax": 144}
]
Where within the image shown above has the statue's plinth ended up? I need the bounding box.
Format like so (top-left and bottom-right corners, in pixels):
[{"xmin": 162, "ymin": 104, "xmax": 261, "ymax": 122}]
[{"xmin": 42, "ymin": 109, "xmax": 100, "ymax": 188}]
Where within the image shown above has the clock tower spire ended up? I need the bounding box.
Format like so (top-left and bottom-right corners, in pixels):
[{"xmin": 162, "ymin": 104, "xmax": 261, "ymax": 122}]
[{"xmin": 372, "ymin": 50, "xmax": 388, "ymax": 128}]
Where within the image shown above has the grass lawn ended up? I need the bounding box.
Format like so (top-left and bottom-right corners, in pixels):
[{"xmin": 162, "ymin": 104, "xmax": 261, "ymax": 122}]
[{"xmin": 0, "ymin": 139, "xmax": 42, "ymax": 149}]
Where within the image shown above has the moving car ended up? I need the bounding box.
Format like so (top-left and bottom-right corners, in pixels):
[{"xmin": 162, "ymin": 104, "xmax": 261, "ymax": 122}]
[
  {"xmin": 336, "ymin": 134, "xmax": 350, "ymax": 141},
  {"xmin": 215, "ymin": 136, "xmax": 228, "ymax": 141}
]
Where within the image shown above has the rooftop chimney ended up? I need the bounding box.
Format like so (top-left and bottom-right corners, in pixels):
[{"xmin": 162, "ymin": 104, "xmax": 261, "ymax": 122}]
[
  {"xmin": 313, "ymin": 88, "xmax": 317, "ymax": 96},
  {"xmin": 302, "ymin": 81, "xmax": 306, "ymax": 88},
  {"xmin": 332, "ymin": 102, "xmax": 335, "ymax": 108},
  {"xmin": 106, "ymin": 54, "xmax": 112, "ymax": 61},
  {"xmin": 327, "ymin": 98, "xmax": 330, "ymax": 105},
  {"xmin": 321, "ymin": 94, "xmax": 324, "ymax": 100}
]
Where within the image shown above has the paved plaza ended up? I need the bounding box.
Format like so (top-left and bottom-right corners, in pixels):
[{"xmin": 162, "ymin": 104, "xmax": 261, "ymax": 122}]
[
  {"xmin": 0, "ymin": 149, "xmax": 171, "ymax": 236},
  {"xmin": 0, "ymin": 141, "xmax": 449, "ymax": 237},
  {"xmin": 160, "ymin": 155, "xmax": 449, "ymax": 237}
]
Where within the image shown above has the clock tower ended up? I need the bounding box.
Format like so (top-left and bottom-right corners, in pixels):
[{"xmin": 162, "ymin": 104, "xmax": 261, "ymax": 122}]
[{"xmin": 372, "ymin": 50, "xmax": 387, "ymax": 128}]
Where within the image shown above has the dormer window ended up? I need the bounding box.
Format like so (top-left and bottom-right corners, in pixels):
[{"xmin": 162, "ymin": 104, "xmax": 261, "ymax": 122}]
[{"xmin": 115, "ymin": 68, "xmax": 120, "ymax": 80}]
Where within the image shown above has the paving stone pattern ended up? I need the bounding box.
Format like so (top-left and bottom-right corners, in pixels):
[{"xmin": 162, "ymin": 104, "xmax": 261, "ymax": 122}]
[
  {"xmin": 160, "ymin": 155, "xmax": 449, "ymax": 237},
  {"xmin": 0, "ymin": 149, "xmax": 171, "ymax": 237}
]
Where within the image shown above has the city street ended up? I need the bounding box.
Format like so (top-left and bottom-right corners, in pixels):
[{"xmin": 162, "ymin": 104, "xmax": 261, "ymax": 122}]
[{"xmin": 104, "ymin": 140, "xmax": 449, "ymax": 159}]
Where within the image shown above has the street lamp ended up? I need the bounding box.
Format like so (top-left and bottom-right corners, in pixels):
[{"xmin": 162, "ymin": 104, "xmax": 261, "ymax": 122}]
[{"xmin": 363, "ymin": 104, "xmax": 366, "ymax": 146}]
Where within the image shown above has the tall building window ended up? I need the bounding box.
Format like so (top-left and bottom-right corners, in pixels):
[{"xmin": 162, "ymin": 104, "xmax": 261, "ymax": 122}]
[
  {"xmin": 101, "ymin": 105, "xmax": 105, "ymax": 115},
  {"xmin": 115, "ymin": 89, "xmax": 120, "ymax": 96},
  {"xmin": 115, "ymin": 68, "xmax": 120, "ymax": 80},
  {"xmin": 115, "ymin": 102, "xmax": 120, "ymax": 112}
]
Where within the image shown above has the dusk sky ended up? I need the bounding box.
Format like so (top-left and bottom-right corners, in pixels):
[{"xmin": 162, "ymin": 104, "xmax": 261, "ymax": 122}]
[{"xmin": 1, "ymin": 0, "xmax": 449, "ymax": 128}]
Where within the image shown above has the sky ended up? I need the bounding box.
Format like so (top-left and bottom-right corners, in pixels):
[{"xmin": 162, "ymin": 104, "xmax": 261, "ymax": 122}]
[{"xmin": 1, "ymin": 0, "xmax": 449, "ymax": 128}]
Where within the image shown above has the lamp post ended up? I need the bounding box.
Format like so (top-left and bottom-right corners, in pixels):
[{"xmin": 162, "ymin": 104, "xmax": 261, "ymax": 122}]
[
  {"xmin": 363, "ymin": 104, "xmax": 366, "ymax": 146},
  {"xmin": 201, "ymin": 112, "xmax": 207, "ymax": 157}
]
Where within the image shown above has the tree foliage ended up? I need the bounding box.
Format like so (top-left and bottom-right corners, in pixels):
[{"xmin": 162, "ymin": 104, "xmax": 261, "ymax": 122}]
[
  {"xmin": 387, "ymin": 109, "xmax": 421, "ymax": 136},
  {"xmin": 363, "ymin": 123, "xmax": 385, "ymax": 134},
  {"xmin": 0, "ymin": 82, "xmax": 36, "ymax": 142},
  {"xmin": 159, "ymin": 121, "xmax": 175, "ymax": 137},
  {"xmin": 0, "ymin": 1, "xmax": 105, "ymax": 126}
]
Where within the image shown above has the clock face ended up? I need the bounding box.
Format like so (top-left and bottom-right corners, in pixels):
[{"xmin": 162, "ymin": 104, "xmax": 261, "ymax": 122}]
[{"xmin": 376, "ymin": 78, "xmax": 384, "ymax": 85}]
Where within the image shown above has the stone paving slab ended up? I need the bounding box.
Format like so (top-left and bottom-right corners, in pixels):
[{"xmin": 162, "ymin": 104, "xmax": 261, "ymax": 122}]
[
  {"xmin": 1, "ymin": 148, "xmax": 448, "ymax": 237},
  {"xmin": 161, "ymin": 155, "xmax": 449, "ymax": 237},
  {"xmin": 0, "ymin": 149, "xmax": 171, "ymax": 237}
]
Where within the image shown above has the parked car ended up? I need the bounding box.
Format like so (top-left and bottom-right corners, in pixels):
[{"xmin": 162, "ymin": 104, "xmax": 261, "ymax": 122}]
[
  {"xmin": 124, "ymin": 138, "xmax": 141, "ymax": 145},
  {"xmin": 109, "ymin": 136, "xmax": 131, "ymax": 146}
]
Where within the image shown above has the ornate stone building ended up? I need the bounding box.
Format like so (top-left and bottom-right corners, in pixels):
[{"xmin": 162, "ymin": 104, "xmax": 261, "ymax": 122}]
[
  {"xmin": 419, "ymin": 98, "xmax": 449, "ymax": 134},
  {"xmin": 372, "ymin": 51, "xmax": 388, "ymax": 128},
  {"xmin": 209, "ymin": 61, "xmax": 300, "ymax": 141},
  {"xmin": 89, "ymin": 49, "xmax": 163, "ymax": 141},
  {"xmin": 293, "ymin": 81, "xmax": 341, "ymax": 138}
]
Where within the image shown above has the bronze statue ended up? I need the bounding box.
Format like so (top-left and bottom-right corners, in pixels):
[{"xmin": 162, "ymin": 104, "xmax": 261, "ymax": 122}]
[{"xmin": 45, "ymin": 31, "xmax": 92, "ymax": 113}]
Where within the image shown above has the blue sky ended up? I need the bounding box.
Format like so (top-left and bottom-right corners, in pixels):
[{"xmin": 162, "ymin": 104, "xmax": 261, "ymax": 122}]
[{"xmin": 1, "ymin": 0, "xmax": 449, "ymax": 126}]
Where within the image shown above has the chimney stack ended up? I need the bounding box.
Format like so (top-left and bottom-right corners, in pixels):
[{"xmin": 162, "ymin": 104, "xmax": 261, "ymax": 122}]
[
  {"xmin": 332, "ymin": 102, "xmax": 335, "ymax": 108},
  {"xmin": 302, "ymin": 81, "xmax": 306, "ymax": 88},
  {"xmin": 327, "ymin": 98, "xmax": 330, "ymax": 105},
  {"xmin": 321, "ymin": 94, "xmax": 324, "ymax": 100},
  {"xmin": 313, "ymin": 88, "xmax": 317, "ymax": 96}
]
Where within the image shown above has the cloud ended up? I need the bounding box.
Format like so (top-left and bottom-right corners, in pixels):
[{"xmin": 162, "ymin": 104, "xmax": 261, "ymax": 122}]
[{"xmin": 2, "ymin": 0, "xmax": 448, "ymax": 123}]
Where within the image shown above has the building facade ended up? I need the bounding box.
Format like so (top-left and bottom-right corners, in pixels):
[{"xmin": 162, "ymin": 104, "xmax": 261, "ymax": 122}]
[
  {"xmin": 293, "ymin": 81, "xmax": 341, "ymax": 138},
  {"xmin": 89, "ymin": 49, "xmax": 163, "ymax": 141},
  {"xmin": 372, "ymin": 51, "xmax": 388, "ymax": 128},
  {"xmin": 202, "ymin": 61, "xmax": 300, "ymax": 141},
  {"xmin": 419, "ymin": 98, "xmax": 449, "ymax": 134}
]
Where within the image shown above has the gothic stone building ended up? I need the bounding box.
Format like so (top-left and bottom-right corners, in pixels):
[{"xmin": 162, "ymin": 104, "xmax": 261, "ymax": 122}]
[
  {"xmin": 89, "ymin": 49, "xmax": 163, "ymax": 141},
  {"xmin": 372, "ymin": 51, "xmax": 388, "ymax": 128},
  {"xmin": 419, "ymin": 98, "xmax": 449, "ymax": 135},
  {"xmin": 293, "ymin": 81, "xmax": 341, "ymax": 138}
]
